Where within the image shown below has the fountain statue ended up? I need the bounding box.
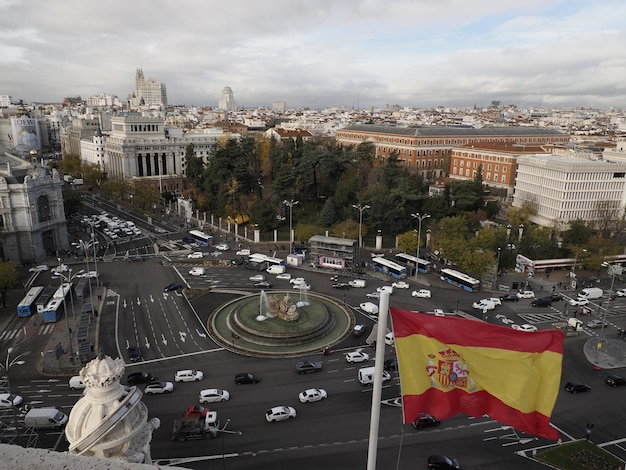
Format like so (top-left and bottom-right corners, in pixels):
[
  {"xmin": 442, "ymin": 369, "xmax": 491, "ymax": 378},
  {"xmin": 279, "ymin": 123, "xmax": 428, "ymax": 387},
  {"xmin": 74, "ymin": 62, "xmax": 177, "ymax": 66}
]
[{"xmin": 262, "ymin": 292, "xmax": 299, "ymax": 321}]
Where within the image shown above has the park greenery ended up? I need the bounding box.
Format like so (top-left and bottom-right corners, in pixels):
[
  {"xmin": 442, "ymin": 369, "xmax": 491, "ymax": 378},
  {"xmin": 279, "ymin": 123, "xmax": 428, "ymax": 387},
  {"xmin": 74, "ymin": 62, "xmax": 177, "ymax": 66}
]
[{"xmin": 58, "ymin": 135, "xmax": 625, "ymax": 279}]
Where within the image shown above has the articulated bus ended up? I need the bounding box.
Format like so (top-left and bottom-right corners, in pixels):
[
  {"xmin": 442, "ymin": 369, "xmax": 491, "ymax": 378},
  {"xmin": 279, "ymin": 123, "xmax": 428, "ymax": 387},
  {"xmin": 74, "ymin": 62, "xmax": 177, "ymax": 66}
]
[
  {"xmin": 394, "ymin": 253, "xmax": 432, "ymax": 275},
  {"xmin": 17, "ymin": 286, "xmax": 44, "ymax": 317},
  {"xmin": 189, "ymin": 230, "xmax": 215, "ymax": 246},
  {"xmin": 43, "ymin": 283, "xmax": 72, "ymax": 323},
  {"xmin": 370, "ymin": 257, "xmax": 408, "ymax": 279},
  {"xmin": 439, "ymin": 268, "xmax": 481, "ymax": 292}
]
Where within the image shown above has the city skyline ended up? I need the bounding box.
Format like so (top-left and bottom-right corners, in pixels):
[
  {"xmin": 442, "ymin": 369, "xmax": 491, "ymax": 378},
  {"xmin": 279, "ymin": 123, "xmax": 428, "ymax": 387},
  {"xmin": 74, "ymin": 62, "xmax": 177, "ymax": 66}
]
[{"xmin": 2, "ymin": 0, "xmax": 625, "ymax": 110}]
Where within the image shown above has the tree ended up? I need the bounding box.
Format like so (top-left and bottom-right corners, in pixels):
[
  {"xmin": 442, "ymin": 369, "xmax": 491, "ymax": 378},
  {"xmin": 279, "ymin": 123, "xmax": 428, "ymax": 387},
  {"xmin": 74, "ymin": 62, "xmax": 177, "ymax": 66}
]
[
  {"xmin": 0, "ymin": 261, "xmax": 19, "ymax": 307},
  {"xmin": 562, "ymin": 219, "xmax": 594, "ymax": 247},
  {"xmin": 320, "ymin": 198, "xmax": 338, "ymax": 226},
  {"xmin": 331, "ymin": 219, "xmax": 360, "ymax": 240},
  {"xmin": 294, "ymin": 223, "xmax": 319, "ymax": 245}
]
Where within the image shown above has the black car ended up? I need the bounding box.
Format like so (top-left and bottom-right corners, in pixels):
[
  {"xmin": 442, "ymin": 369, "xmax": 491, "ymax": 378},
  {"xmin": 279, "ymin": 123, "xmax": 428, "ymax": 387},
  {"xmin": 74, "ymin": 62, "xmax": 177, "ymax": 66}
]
[
  {"xmin": 549, "ymin": 293, "xmax": 564, "ymax": 301},
  {"xmin": 235, "ymin": 372, "xmax": 260, "ymax": 384},
  {"xmin": 606, "ymin": 374, "xmax": 626, "ymax": 387},
  {"xmin": 564, "ymin": 380, "xmax": 591, "ymax": 393},
  {"xmin": 412, "ymin": 412, "xmax": 441, "ymax": 429},
  {"xmin": 127, "ymin": 371, "xmax": 155, "ymax": 386},
  {"xmin": 332, "ymin": 282, "xmax": 351, "ymax": 290},
  {"xmin": 255, "ymin": 281, "xmax": 273, "ymax": 288},
  {"xmin": 353, "ymin": 324, "xmax": 367, "ymax": 337},
  {"xmin": 164, "ymin": 283, "xmax": 183, "ymax": 292},
  {"xmin": 500, "ymin": 294, "xmax": 519, "ymax": 302},
  {"xmin": 531, "ymin": 297, "xmax": 552, "ymax": 307},
  {"xmin": 383, "ymin": 358, "xmax": 398, "ymax": 371},
  {"xmin": 127, "ymin": 347, "xmax": 141, "ymax": 362},
  {"xmin": 295, "ymin": 360, "xmax": 323, "ymax": 374},
  {"xmin": 427, "ymin": 454, "xmax": 460, "ymax": 469}
]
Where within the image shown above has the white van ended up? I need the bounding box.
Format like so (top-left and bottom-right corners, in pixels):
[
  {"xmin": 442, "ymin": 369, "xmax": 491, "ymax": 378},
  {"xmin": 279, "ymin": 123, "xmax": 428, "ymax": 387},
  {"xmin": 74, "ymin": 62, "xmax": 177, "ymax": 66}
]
[
  {"xmin": 266, "ymin": 265, "xmax": 286, "ymax": 274},
  {"xmin": 359, "ymin": 302, "xmax": 379, "ymax": 315},
  {"xmin": 68, "ymin": 376, "xmax": 85, "ymax": 390},
  {"xmin": 189, "ymin": 267, "xmax": 206, "ymax": 276},
  {"xmin": 358, "ymin": 366, "xmax": 392, "ymax": 386},
  {"xmin": 349, "ymin": 279, "xmax": 366, "ymax": 288},
  {"xmin": 24, "ymin": 408, "xmax": 68, "ymax": 429},
  {"xmin": 578, "ymin": 287, "xmax": 603, "ymax": 300}
]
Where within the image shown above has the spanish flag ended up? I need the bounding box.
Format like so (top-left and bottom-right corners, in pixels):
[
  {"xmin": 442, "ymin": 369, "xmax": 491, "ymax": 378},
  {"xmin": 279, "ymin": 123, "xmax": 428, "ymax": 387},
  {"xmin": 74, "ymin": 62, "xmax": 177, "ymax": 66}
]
[{"xmin": 389, "ymin": 308, "xmax": 564, "ymax": 440}]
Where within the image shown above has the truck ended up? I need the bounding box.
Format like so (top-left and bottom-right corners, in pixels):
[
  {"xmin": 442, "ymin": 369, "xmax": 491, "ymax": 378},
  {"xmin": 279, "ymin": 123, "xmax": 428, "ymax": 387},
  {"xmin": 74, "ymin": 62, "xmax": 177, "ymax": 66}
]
[
  {"xmin": 578, "ymin": 287, "xmax": 603, "ymax": 300},
  {"xmin": 349, "ymin": 279, "xmax": 366, "ymax": 288},
  {"xmin": 24, "ymin": 407, "xmax": 68, "ymax": 430},
  {"xmin": 171, "ymin": 411, "xmax": 220, "ymax": 441},
  {"xmin": 358, "ymin": 366, "xmax": 392, "ymax": 386}
]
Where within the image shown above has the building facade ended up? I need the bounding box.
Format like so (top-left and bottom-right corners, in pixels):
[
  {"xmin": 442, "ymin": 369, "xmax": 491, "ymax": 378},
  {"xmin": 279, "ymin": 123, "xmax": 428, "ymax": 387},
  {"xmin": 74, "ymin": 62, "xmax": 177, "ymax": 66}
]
[
  {"xmin": 513, "ymin": 154, "xmax": 626, "ymax": 229},
  {"xmin": 218, "ymin": 86, "xmax": 236, "ymax": 112},
  {"xmin": 80, "ymin": 128, "xmax": 106, "ymax": 169},
  {"xmin": 134, "ymin": 68, "xmax": 167, "ymax": 108}
]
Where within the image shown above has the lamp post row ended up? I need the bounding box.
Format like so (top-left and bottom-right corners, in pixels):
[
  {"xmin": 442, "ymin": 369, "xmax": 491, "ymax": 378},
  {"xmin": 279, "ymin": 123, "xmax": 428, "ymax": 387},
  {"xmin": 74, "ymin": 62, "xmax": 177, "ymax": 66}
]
[{"xmin": 411, "ymin": 212, "xmax": 431, "ymax": 278}]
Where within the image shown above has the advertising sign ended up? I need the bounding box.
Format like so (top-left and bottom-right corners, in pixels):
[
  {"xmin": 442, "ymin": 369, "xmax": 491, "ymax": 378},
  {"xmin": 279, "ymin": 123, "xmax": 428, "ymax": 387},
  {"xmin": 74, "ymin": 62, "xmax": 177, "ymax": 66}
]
[{"xmin": 10, "ymin": 117, "xmax": 41, "ymax": 151}]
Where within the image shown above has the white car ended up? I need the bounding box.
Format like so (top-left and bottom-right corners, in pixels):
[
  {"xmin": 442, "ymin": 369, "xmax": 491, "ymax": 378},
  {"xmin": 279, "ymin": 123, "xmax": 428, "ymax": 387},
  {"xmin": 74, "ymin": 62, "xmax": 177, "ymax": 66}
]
[
  {"xmin": 516, "ymin": 291, "xmax": 535, "ymax": 299},
  {"xmin": 392, "ymin": 281, "xmax": 410, "ymax": 289},
  {"xmin": 77, "ymin": 271, "xmax": 100, "ymax": 279},
  {"xmin": 69, "ymin": 376, "xmax": 86, "ymax": 390},
  {"xmin": 411, "ymin": 289, "xmax": 432, "ymax": 298},
  {"xmin": 189, "ymin": 267, "xmax": 205, "ymax": 276},
  {"xmin": 215, "ymin": 243, "xmax": 230, "ymax": 251},
  {"xmin": 569, "ymin": 298, "xmax": 589, "ymax": 306},
  {"xmin": 385, "ymin": 332, "xmax": 395, "ymax": 346},
  {"xmin": 298, "ymin": 388, "xmax": 328, "ymax": 403},
  {"xmin": 289, "ymin": 277, "xmax": 306, "ymax": 285},
  {"xmin": 174, "ymin": 370, "xmax": 204, "ymax": 382},
  {"xmin": 481, "ymin": 297, "xmax": 502, "ymax": 306},
  {"xmin": 293, "ymin": 283, "xmax": 311, "ymax": 291},
  {"xmin": 616, "ymin": 288, "xmax": 626, "ymax": 297},
  {"xmin": 145, "ymin": 381, "xmax": 174, "ymax": 394},
  {"xmin": 28, "ymin": 265, "xmax": 49, "ymax": 273},
  {"xmin": 366, "ymin": 291, "xmax": 380, "ymax": 299},
  {"xmin": 377, "ymin": 286, "xmax": 394, "ymax": 294},
  {"xmin": 236, "ymin": 249, "xmax": 251, "ymax": 256},
  {"xmin": 265, "ymin": 405, "xmax": 297, "ymax": 423},
  {"xmin": 199, "ymin": 388, "xmax": 230, "ymax": 403},
  {"xmin": 472, "ymin": 301, "xmax": 496, "ymax": 310},
  {"xmin": 345, "ymin": 351, "xmax": 370, "ymax": 363},
  {"xmin": 511, "ymin": 324, "xmax": 538, "ymax": 332},
  {"xmin": 276, "ymin": 273, "xmax": 292, "ymax": 280},
  {"xmin": 249, "ymin": 274, "xmax": 265, "ymax": 282},
  {"xmin": 0, "ymin": 393, "xmax": 23, "ymax": 409},
  {"xmin": 188, "ymin": 251, "xmax": 204, "ymax": 259},
  {"xmin": 52, "ymin": 264, "xmax": 69, "ymax": 274}
]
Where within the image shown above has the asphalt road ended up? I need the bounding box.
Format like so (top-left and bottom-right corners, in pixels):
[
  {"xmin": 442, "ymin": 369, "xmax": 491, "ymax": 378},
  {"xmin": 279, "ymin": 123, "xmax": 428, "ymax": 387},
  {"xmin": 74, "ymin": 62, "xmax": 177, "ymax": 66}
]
[{"xmin": 4, "ymin": 252, "xmax": 626, "ymax": 469}]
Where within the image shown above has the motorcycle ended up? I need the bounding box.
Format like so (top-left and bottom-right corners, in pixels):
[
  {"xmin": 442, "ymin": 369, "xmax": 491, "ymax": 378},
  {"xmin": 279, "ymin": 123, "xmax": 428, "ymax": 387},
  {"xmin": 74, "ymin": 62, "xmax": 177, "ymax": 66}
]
[{"xmin": 322, "ymin": 347, "xmax": 333, "ymax": 356}]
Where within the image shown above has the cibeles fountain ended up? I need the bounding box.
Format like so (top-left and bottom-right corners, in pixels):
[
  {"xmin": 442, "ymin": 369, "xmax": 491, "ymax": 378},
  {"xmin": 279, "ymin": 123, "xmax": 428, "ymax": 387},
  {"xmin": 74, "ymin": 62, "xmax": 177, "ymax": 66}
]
[
  {"xmin": 65, "ymin": 352, "xmax": 160, "ymax": 463},
  {"xmin": 210, "ymin": 289, "xmax": 354, "ymax": 357}
]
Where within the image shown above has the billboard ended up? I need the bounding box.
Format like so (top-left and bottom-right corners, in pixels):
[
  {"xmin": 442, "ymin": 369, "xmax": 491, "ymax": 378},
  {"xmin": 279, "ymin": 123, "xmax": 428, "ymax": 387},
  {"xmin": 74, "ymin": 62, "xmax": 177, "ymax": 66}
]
[{"xmin": 9, "ymin": 117, "xmax": 41, "ymax": 151}]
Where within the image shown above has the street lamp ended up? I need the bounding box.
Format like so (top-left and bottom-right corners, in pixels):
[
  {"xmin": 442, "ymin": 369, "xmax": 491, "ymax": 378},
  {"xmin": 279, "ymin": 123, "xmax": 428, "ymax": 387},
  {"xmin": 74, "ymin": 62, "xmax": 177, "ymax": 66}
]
[
  {"xmin": 494, "ymin": 247, "xmax": 502, "ymax": 290},
  {"xmin": 352, "ymin": 204, "xmax": 370, "ymax": 249},
  {"xmin": 411, "ymin": 212, "xmax": 431, "ymax": 278},
  {"xmin": 2, "ymin": 347, "xmax": 30, "ymax": 392},
  {"xmin": 283, "ymin": 199, "xmax": 299, "ymax": 254},
  {"xmin": 56, "ymin": 259, "xmax": 84, "ymax": 363}
]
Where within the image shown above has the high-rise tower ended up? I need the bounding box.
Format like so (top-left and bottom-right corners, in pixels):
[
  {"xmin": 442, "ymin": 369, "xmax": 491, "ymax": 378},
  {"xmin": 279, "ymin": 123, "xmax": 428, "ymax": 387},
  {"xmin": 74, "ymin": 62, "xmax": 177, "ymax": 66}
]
[{"xmin": 218, "ymin": 86, "xmax": 237, "ymax": 112}]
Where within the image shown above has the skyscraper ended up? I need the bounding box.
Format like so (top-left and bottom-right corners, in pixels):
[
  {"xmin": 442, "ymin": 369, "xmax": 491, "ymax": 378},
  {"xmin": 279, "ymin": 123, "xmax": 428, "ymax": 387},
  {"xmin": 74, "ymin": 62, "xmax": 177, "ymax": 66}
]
[
  {"xmin": 134, "ymin": 68, "xmax": 167, "ymax": 108},
  {"xmin": 218, "ymin": 86, "xmax": 237, "ymax": 112}
]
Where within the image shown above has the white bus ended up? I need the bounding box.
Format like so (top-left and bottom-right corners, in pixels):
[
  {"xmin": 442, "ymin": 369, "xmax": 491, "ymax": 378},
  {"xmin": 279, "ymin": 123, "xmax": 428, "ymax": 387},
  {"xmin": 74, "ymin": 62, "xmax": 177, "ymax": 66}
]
[
  {"xmin": 440, "ymin": 268, "xmax": 480, "ymax": 292},
  {"xmin": 370, "ymin": 257, "xmax": 408, "ymax": 279}
]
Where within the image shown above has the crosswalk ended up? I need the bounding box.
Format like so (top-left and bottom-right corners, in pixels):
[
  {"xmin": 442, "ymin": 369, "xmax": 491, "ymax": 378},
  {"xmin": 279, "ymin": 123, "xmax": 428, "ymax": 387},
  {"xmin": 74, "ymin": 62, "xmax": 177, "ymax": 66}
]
[
  {"xmin": 519, "ymin": 312, "xmax": 565, "ymax": 324},
  {"xmin": 0, "ymin": 323, "xmax": 56, "ymax": 341}
]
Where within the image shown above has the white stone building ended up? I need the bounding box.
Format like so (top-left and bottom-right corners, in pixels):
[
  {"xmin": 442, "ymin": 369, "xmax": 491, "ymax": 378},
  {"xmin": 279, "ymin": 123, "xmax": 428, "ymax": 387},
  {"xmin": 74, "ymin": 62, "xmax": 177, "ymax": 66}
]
[
  {"xmin": 80, "ymin": 128, "xmax": 106, "ymax": 170},
  {"xmin": 133, "ymin": 68, "xmax": 167, "ymax": 108},
  {"xmin": 513, "ymin": 154, "xmax": 626, "ymax": 229},
  {"xmin": 218, "ymin": 86, "xmax": 237, "ymax": 112}
]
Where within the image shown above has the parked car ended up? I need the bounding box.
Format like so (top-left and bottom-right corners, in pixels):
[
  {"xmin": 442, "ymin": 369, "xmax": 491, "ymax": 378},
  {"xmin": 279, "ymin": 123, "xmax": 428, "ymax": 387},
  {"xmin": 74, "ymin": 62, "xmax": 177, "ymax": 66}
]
[
  {"xmin": 145, "ymin": 381, "xmax": 174, "ymax": 395},
  {"xmin": 265, "ymin": 406, "xmax": 296, "ymax": 423},
  {"xmin": 345, "ymin": 351, "xmax": 370, "ymax": 363},
  {"xmin": 164, "ymin": 283, "xmax": 183, "ymax": 292},
  {"xmin": 215, "ymin": 243, "xmax": 230, "ymax": 251},
  {"xmin": 184, "ymin": 405, "xmax": 209, "ymax": 418},
  {"xmin": 295, "ymin": 360, "xmax": 323, "ymax": 374},
  {"xmin": 516, "ymin": 291, "xmax": 535, "ymax": 299},
  {"xmin": 353, "ymin": 324, "xmax": 367, "ymax": 337},
  {"xmin": 127, "ymin": 371, "xmax": 155, "ymax": 386},
  {"xmin": 235, "ymin": 372, "xmax": 260, "ymax": 384},
  {"xmin": 249, "ymin": 274, "xmax": 265, "ymax": 282},
  {"xmin": 500, "ymin": 294, "xmax": 520, "ymax": 302},
  {"xmin": 187, "ymin": 251, "xmax": 204, "ymax": 259},
  {"xmin": 392, "ymin": 281, "xmax": 410, "ymax": 289},
  {"xmin": 511, "ymin": 324, "xmax": 538, "ymax": 332},
  {"xmin": 411, "ymin": 289, "xmax": 431, "ymax": 298},
  {"xmin": 298, "ymin": 388, "xmax": 327, "ymax": 403},
  {"xmin": 586, "ymin": 319, "xmax": 607, "ymax": 329},
  {"xmin": 198, "ymin": 388, "xmax": 230, "ymax": 403},
  {"xmin": 605, "ymin": 374, "xmax": 626, "ymax": 387},
  {"xmin": 412, "ymin": 412, "xmax": 441, "ymax": 430},
  {"xmin": 175, "ymin": 370, "xmax": 204, "ymax": 382},
  {"xmin": 564, "ymin": 380, "xmax": 591, "ymax": 393},
  {"xmin": 427, "ymin": 454, "xmax": 461, "ymax": 469}
]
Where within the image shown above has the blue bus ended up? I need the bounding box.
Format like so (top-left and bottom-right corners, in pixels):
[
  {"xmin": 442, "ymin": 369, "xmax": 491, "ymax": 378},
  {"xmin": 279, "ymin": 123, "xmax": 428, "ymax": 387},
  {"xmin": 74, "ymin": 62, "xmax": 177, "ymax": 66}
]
[
  {"xmin": 43, "ymin": 283, "xmax": 72, "ymax": 323},
  {"xmin": 17, "ymin": 286, "xmax": 44, "ymax": 317},
  {"xmin": 440, "ymin": 268, "xmax": 480, "ymax": 292},
  {"xmin": 370, "ymin": 257, "xmax": 408, "ymax": 279},
  {"xmin": 394, "ymin": 253, "xmax": 432, "ymax": 275},
  {"xmin": 189, "ymin": 230, "xmax": 214, "ymax": 246}
]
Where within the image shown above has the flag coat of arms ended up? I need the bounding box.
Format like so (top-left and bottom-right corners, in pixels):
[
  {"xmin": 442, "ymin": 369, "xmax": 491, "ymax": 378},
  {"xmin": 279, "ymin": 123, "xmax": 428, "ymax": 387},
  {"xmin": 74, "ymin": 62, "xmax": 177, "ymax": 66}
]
[{"xmin": 389, "ymin": 308, "xmax": 564, "ymax": 440}]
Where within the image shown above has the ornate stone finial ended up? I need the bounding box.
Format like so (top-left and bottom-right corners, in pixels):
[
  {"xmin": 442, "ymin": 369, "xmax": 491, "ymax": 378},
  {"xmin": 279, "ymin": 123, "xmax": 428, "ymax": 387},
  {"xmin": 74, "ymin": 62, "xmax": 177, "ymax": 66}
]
[{"xmin": 80, "ymin": 354, "xmax": 125, "ymax": 390}]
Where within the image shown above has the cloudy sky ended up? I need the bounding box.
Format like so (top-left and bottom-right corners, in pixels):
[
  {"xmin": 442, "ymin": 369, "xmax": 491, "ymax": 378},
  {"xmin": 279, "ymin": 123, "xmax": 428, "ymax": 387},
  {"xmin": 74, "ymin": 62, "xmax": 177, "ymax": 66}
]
[{"xmin": 2, "ymin": 0, "xmax": 625, "ymax": 110}]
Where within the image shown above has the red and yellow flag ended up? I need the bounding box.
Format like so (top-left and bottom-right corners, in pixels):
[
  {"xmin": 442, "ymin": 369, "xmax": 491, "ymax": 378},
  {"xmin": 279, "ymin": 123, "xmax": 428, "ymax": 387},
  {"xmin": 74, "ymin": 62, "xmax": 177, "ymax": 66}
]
[{"xmin": 389, "ymin": 308, "xmax": 564, "ymax": 440}]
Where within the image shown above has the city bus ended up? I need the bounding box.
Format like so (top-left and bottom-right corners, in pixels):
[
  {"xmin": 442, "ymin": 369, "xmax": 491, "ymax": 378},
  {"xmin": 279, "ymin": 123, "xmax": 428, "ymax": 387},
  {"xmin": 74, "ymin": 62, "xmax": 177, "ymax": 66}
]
[
  {"xmin": 17, "ymin": 286, "xmax": 44, "ymax": 317},
  {"xmin": 370, "ymin": 257, "xmax": 408, "ymax": 279},
  {"xmin": 439, "ymin": 268, "xmax": 481, "ymax": 292},
  {"xmin": 188, "ymin": 230, "xmax": 215, "ymax": 246},
  {"xmin": 36, "ymin": 286, "xmax": 57, "ymax": 314},
  {"xmin": 394, "ymin": 253, "xmax": 432, "ymax": 275},
  {"xmin": 43, "ymin": 283, "xmax": 72, "ymax": 323}
]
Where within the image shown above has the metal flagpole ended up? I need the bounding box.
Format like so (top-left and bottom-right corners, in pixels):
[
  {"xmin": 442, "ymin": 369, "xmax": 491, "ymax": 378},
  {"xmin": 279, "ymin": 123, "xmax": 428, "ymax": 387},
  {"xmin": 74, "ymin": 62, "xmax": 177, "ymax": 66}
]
[{"xmin": 366, "ymin": 291, "xmax": 390, "ymax": 470}]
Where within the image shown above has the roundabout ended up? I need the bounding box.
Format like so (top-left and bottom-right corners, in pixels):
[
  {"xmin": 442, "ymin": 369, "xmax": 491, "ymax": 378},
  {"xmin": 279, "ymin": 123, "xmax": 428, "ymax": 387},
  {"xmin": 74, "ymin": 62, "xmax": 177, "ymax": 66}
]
[{"xmin": 208, "ymin": 290, "xmax": 355, "ymax": 358}]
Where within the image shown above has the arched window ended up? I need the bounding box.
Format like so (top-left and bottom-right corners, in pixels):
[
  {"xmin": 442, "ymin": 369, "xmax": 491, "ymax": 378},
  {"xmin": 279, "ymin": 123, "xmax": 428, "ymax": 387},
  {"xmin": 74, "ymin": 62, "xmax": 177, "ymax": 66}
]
[{"xmin": 37, "ymin": 195, "xmax": 52, "ymax": 222}]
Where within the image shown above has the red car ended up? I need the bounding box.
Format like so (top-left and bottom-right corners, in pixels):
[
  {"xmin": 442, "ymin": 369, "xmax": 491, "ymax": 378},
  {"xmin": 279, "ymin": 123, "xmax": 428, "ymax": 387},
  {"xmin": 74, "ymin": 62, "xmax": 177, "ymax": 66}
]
[{"xmin": 184, "ymin": 405, "xmax": 209, "ymax": 418}]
